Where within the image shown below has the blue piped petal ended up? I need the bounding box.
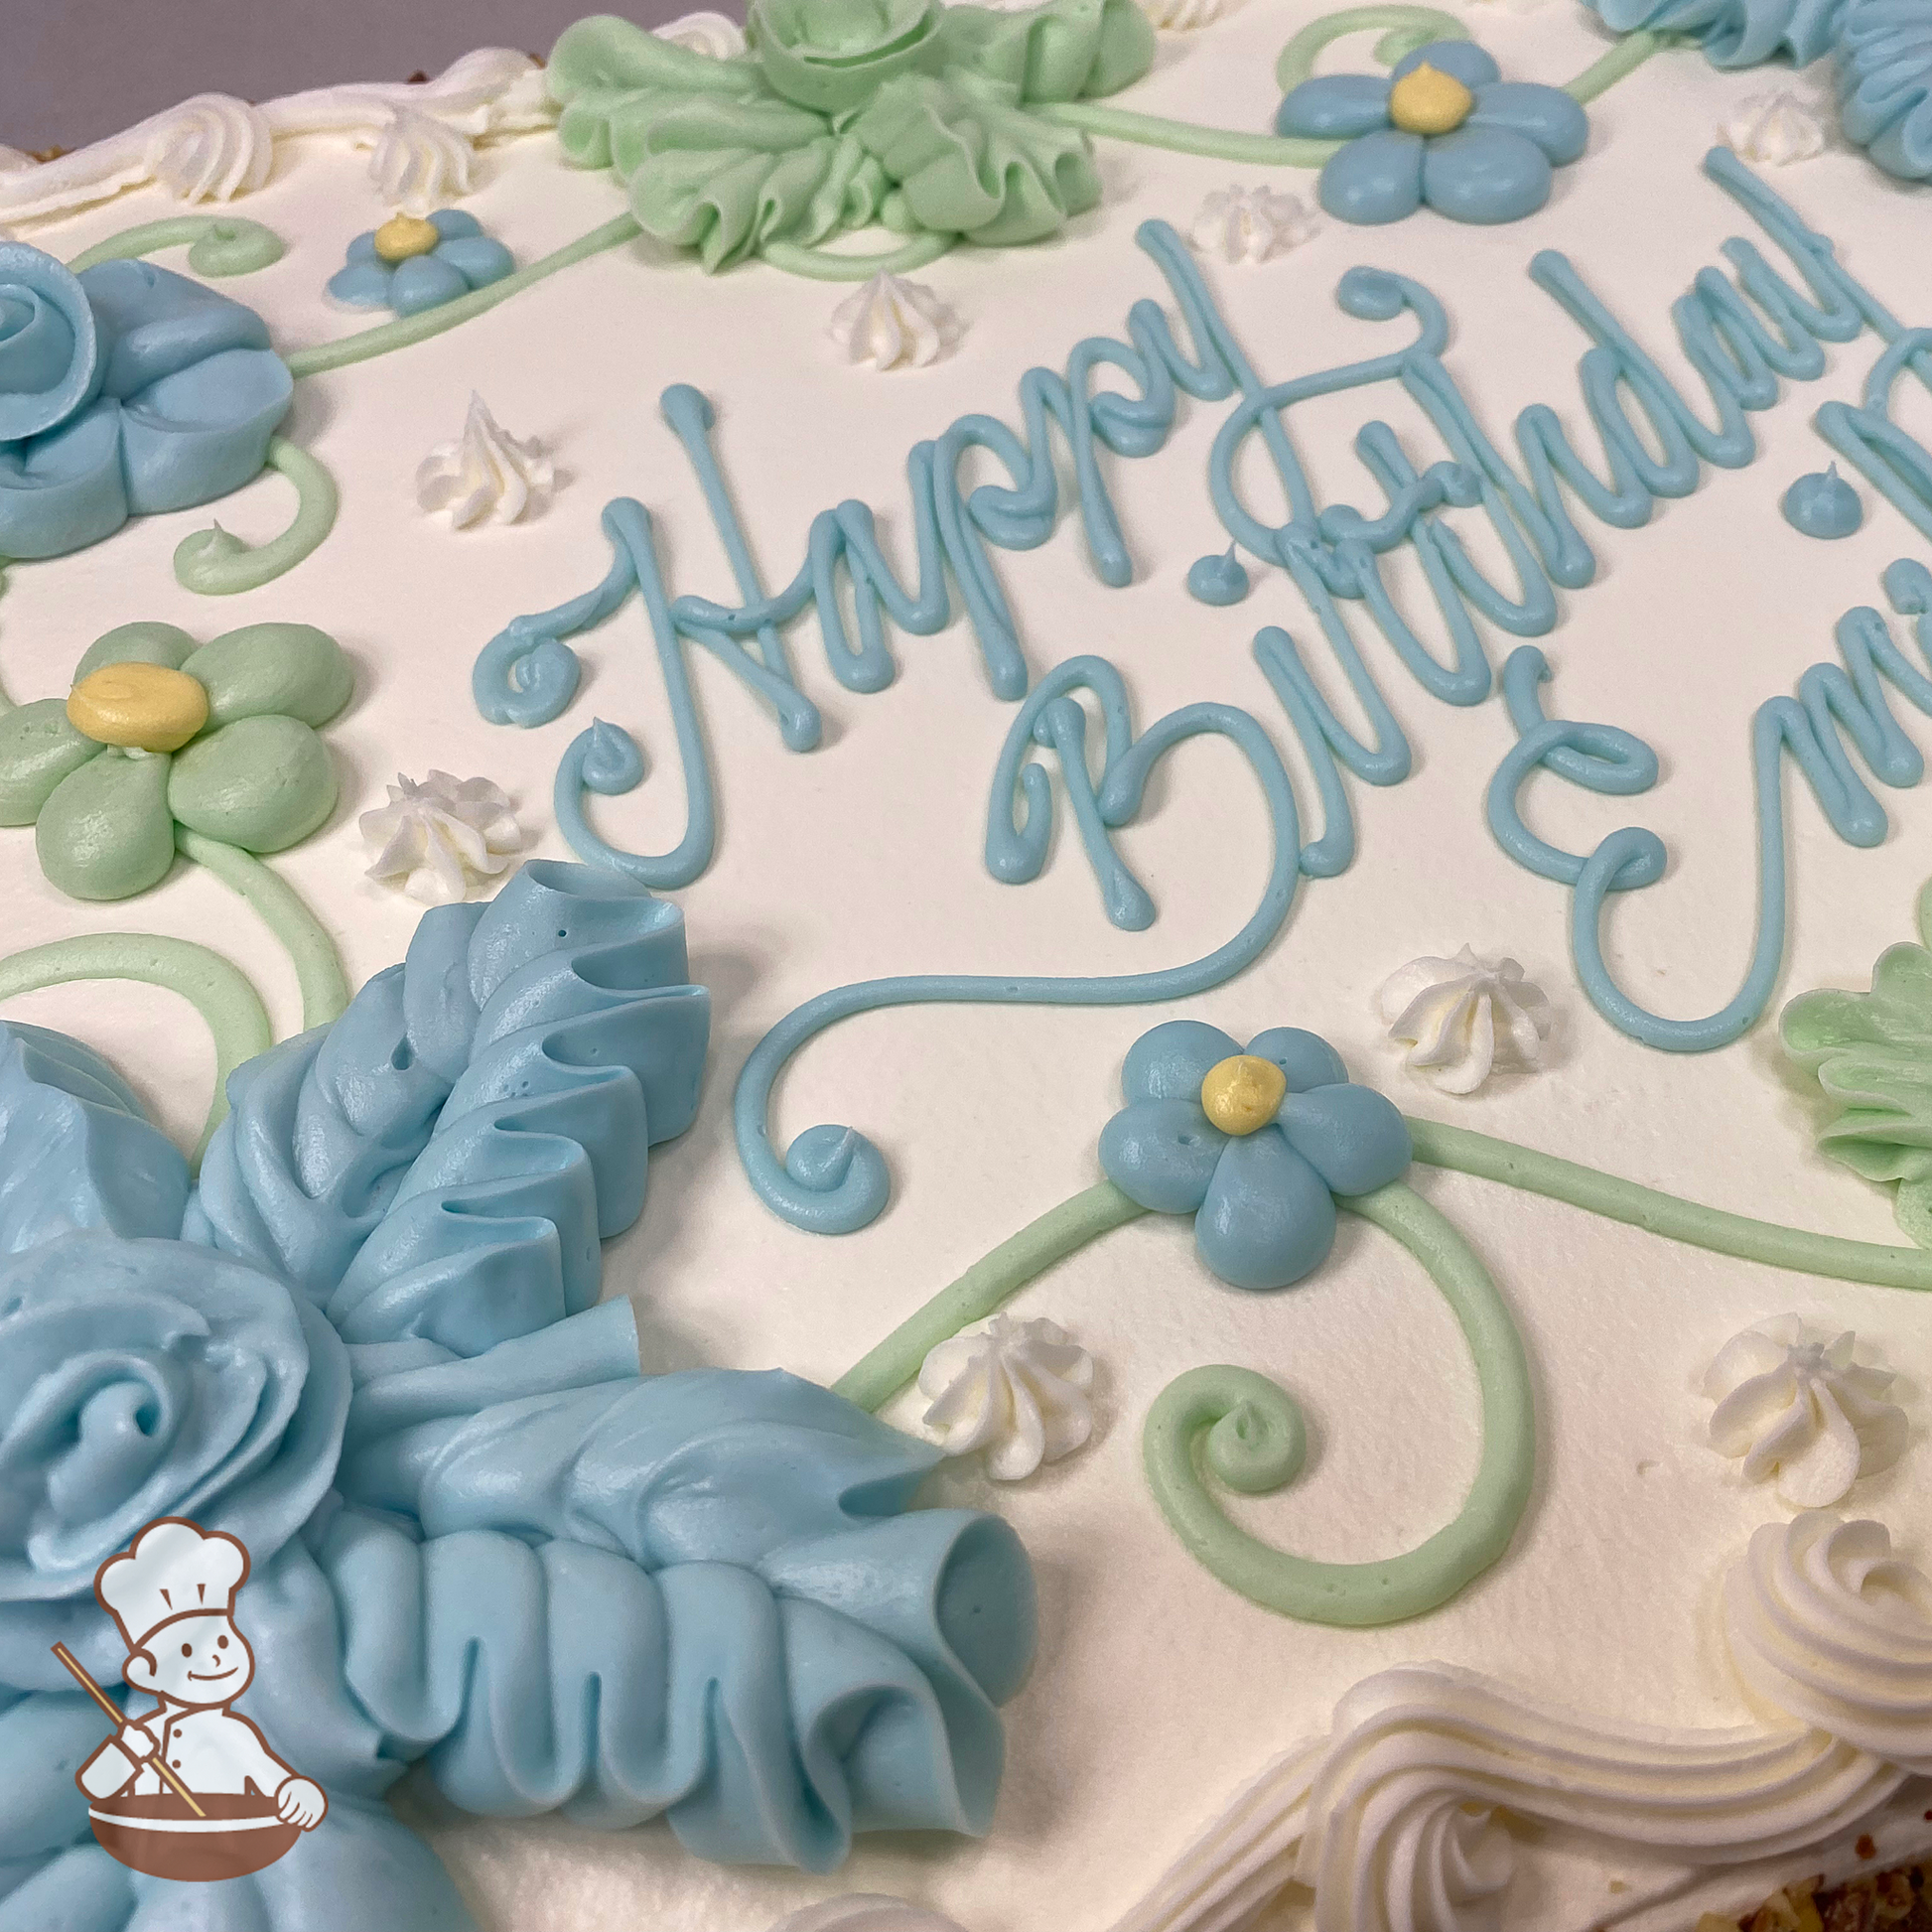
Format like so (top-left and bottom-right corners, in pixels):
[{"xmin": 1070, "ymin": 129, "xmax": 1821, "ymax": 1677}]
[
  {"xmin": 1274, "ymin": 72, "xmax": 1393, "ymax": 139},
  {"xmin": 434, "ymin": 235, "xmax": 515, "ymax": 291},
  {"xmin": 1421, "ymin": 123, "xmax": 1555, "ymax": 224},
  {"xmin": 1317, "ymin": 127, "xmax": 1426, "ymax": 225},
  {"xmin": 428, "ymin": 208, "xmax": 485, "ymax": 241},
  {"xmin": 388, "ymin": 253, "xmax": 471, "ymax": 317},
  {"xmin": 0, "ymin": 1022, "xmax": 189, "ymax": 1248},
  {"xmin": 345, "ymin": 230, "xmax": 381, "ymax": 265},
  {"xmin": 1098, "ymin": 1097, "xmax": 1226, "ymax": 1213},
  {"xmin": 1392, "ymin": 39, "xmax": 1501, "ymax": 89},
  {"xmin": 1193, "ymin": 1127, "xmax": 1336, "ymax": 1292},
  {"xmin": 1244, "ymin": 1027, "xmax": 1346, "ymax": 1093},
  {"xmin": 327, "ymin": 259, "xmax": 397, "ymax": 308},
  {"xmin": 1467, "ymin": 80, "xmax": 1590, "ymax": 165},
  {"xmin": 119, "ymin": 345, "xmax": 292, "ymax": 515},
  {"xmin": 1278, "ymin": 1083, "xmax": 1412, "ymax": 1196},
  {"xmin": 1119, "ymin": 1018, "xmax": 1243, "ymax": 1105}
]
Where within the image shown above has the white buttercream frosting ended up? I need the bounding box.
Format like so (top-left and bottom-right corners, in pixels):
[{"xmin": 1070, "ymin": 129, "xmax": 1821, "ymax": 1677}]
[
  {"xmin": 264, "ymin": 48, "xmax": 555, "ymax": 144},
  {"xmin": 0, "ymin": 93, "xmax": 272, "ymax": 227},
  {"xmin": 0, "ymin": 47, "xmax": 551, "ymax": 229},
  {"xmin": 1725, "ymin": 1512, "xmax": 1932, "ymax": 1774},
  {"xmin": 828, "ymin": 273, "xmax": 960, "ymax": 372},
  {"xmin": 367, "ymin": 106, "xmax": 474, "ymax": 214},
  {"xmin": 360, "ymin": 771, "xmax": 524, "ymax": 905},
  {"xmin": 1119, "ymin": 1657, "xmax": 1909, "ymax": 1932},
  {"xmin": 1121, "ymin": 1517, "xmax": 1932, "ymax": 1930},
  {"xmin": 1724, "ymin": 90, "xmax": 1828, "ymax": 166},
  {"xmin": 918, "ymin": 1315, "xmax": 1094, "ymax": 1480},
  {"xmin": 655, "ymin": 10, "xmax": 750, "ymax": 57},
  {"xmin": 767, "ymin": 1901, "xmax": 967, "ymax": 1932},
  {"xmin": 416, "ymin": 395, "xmax": 555, "ymax": 530},
  {"xmin": 1705, "ymin": 1316, "xmax": 1906, "ymax": 1508},
  {"xmin": 1376, "ymin": 947, "xmax": 1554, "ymax": 1094},
  {"xmin": 150, "ymin": 95, "xmax": 274, "ymax": 204},
  {"xmin": 1189, "ymin": 186, "xmax": 1317, "ymax": 265}
]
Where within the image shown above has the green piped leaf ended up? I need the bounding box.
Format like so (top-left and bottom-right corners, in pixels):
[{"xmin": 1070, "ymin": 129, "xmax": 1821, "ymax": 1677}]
[
  {"xmin": 854, "ymin": 71, "xmax": 1100, "ymax": 245},
  {"xmin": 71, "ymin": 621, "xmax": 197, "ymax": 681},
  {"xmin": 167, "ymin": 715, "xmax": 336, "ymax": 853},
  {"xmin": 37, "ymin": 749, "xmax": 176, "ymax": 899},
  {"xmin": 546, "ymin": 0, "xmax": 1144, "ymax": 263},
  {"xmin": 182, "ymin": 622, "xmax": 353, "ymax": 730},
  {"xmin": 1784, "ymin": 934, "xmax": 1932, "ymax": 1244},
  {"xmin": 938, "ymin": 0, "xmax": 1156, "ymax": 102},
  {"xmin": 0, "ymin": 699, "xmax": 98, "ymax": 826}
]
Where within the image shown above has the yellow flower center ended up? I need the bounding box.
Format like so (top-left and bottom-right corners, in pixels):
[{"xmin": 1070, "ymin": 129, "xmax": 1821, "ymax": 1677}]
[
  {"xmin": 67, "ymin": 663, "xmax": 208, "ymax": 754},
  {"xmin": 1388, "ymin": 63, "xmax": 1475, "ymax": 136},
  {"xmin": 373, "ymin": 213, "xmax": 442, "ymax": 263},
  {"xmin": 1199, "ymin": 1054, "xmax": 1288, "ymax": 1137}
]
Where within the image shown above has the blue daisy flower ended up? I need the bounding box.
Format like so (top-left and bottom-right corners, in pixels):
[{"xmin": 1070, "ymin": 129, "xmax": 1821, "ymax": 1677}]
[
  {"xmin": 1276, "ymin": 40, "xmax": 1589, "ymax": 226},
  {"xmin": 1097, "ymin": 1019, "xmax": 1412, "ymax": 1292},
  {"xmin": 327, "ymin": 208, "xmax": 514, "ymax": 318}
]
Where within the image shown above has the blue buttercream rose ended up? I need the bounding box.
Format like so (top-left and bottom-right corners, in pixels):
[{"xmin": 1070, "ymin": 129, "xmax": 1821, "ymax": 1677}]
[
  {"xmin": 1838, "ymin": 0, "xmax": 1932, "ymax": 180},
  {"xmin": 1098, "ymin": 1019, "xmax": 1411, "ymax": 1290},
  {"xmin": 1276, "ymin": 40, "xmax": 1589, "ymax": 226},
  {"xmin": 0, "ymin": 1231, "xmax": 350, "ymax": 1682},
  {"xmin": 0, "ymin": 243, "xmax": 292, "ymax": 561}
]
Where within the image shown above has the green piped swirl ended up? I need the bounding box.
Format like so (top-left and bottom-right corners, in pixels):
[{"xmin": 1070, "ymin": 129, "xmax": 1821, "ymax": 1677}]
[{"xmin": 1144, "ymin": 1182, "xmax": 1535, "ymax": 1627}]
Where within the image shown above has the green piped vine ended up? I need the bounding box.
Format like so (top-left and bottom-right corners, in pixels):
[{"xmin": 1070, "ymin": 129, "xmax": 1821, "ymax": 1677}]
[
  {"xmin": 0, "ymin": 932, "xmax": 270, "ymax": 1162},
  {"xmin": 843, "ymin": 973, "xmax": 1932, "ymax": 1628},
  {"xmin": 65, "ymin": 214, "xmax": 286, "ymax": 278},
  {"xmin": 174, "ymin": 438, "xmax": 341, "ymax": 595},
  {"xmin": 42, "ymin": 0, "xmax": 1680, "ymax": 411}
]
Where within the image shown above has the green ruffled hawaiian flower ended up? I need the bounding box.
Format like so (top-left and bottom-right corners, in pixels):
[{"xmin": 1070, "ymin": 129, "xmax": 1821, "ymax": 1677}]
[
  {"xmin": 0, "ymin": 619, "xmax": 350, "ymax": 900},
  {"xmin": 548, "ymin": 0, "xmax": 1157, "ymax": 270},
  {"xmin": 1782, "ymin": 885, "xmax": 1932, "ymax": 1248}
]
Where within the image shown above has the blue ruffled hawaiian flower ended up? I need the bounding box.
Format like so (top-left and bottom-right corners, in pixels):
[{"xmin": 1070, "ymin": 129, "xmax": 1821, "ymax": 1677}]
[
  {"xmin": 1276, "ymin": 40, "xmax": 1589, "ymax": 226},
  {"xmin": 1098, "ymin": 1019, "xmax": 1411, "ymax": 1291},
  {"xmin": 0, "ymin": 864, "xmax": 1037, "ymax": 1921},
  {"xmin": 326, "ymin": 209, "xmax": 514, "ymax": 318},
  {"xmin": 0, "ymin": 244, "xmax": 291, "ymax": 561},
  {"xmin": 1582, "ymin": 0, "xmax": 1847, "ymax": 69},
  {"xmin": 1838, "ymin": 0, "xmax": 1932, "ymax": 181}
]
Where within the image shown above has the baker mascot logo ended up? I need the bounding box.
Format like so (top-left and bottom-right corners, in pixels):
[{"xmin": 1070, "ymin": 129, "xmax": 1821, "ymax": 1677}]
[{"xmin": 61, "ymin": 1517, "xmax": 326, "ymax": 1881}]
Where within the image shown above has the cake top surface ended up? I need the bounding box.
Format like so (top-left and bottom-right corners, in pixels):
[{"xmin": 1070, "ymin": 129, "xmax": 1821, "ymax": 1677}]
[{"xmin": 2, "ymin": 3, "xmax": 1931, "ymax": 1929}]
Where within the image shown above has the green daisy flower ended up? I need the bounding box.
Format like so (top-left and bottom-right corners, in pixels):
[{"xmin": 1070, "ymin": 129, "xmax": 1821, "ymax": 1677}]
[{"xmin": 0, "ymin": 619, "xmax": 350, "ymax": 900}]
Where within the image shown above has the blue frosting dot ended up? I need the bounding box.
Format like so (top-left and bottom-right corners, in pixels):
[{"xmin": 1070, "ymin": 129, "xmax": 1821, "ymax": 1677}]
[
  {"xmin": 1186, "ymin": 548, "xmax": 1251, "ymax": 606},
  {"xmin": 1781, "ymin": 465, "xmax": 1863, "ymax": 539}
]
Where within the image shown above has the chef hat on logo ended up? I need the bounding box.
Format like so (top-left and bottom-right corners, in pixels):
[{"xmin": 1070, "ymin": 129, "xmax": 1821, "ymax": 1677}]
[{"xmin": 96, "ymin": 1518, "xmax": 250, "ymax": 1654}]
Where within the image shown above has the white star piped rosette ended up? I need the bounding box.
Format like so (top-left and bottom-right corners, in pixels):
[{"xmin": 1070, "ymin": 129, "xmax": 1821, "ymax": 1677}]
[
  {"xmin": 416, "ymin": 393, "xmax": 554, "ymax": 529},
  {"xmin": 918, "ymin": 1314, "xmax": 1095, "ymax": 1481},
  {"xmin": 1705, "ymin": 1315, "xmax": 1907, "ymax": 1509},
  {"xmin": 1723, "ymin": 89, "xmax": 1828, "ymax": 166},
  {"xmin": 360, "ymin": 770, "xmax": 525, "ymax": 905},
  {"xmin": 1376, "ymin": 946, "xmax": 1554, "ymax": 1094},
  {"xmin": 828, "ymin": 273, "xmax": 961, "ymax": 372},
  {"xmin": 1189, "ymin": 185, "xmax": 1318, "ymax": 264}
]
